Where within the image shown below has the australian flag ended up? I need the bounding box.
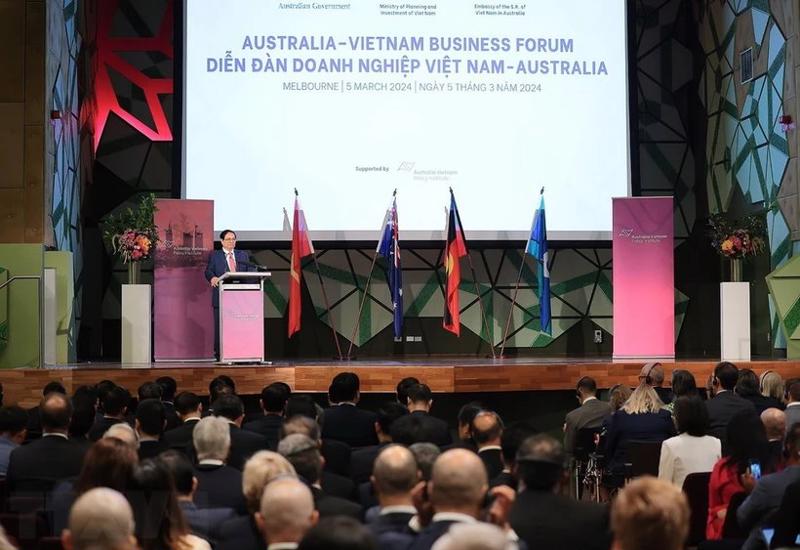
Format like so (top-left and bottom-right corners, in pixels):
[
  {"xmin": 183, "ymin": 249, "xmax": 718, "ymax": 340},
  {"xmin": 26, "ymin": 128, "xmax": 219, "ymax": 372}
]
[
  {"xmin": 378, "ymin": 198, "xmax": 403, "ymax": 338},
  {"xmin": 526, "ymin": 192, "xmax": 551, "ymax": 335}
]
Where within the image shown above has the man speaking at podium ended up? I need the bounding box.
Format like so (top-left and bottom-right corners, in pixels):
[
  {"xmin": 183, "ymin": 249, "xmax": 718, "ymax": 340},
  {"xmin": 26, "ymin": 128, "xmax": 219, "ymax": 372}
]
[{"xmin": 205, "ymin": 229, "xmax": 256, "ymax": 360}]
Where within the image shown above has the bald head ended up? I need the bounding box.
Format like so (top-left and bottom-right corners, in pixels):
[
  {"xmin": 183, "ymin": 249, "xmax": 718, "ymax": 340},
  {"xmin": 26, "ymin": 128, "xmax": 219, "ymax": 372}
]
[
  {"xmin": 761, "ymin": 408, "xmax": 786, "ymax": 441},
  {"xmin": 257, "ymin": 477, "xmax": 317, "ymax": 545},
  {"xmin": 430, "ymin": 449, "xmax": 488, "ymax": 516},
  {"xmin": 41, "ymin": 392, "xmax": 72, "ymax": 432},
  {"xmin": 372, "ymin": 445, "xmax": 419, "ymax": 503},
  {"xmin": 63, "ymin": 488, "xmax": 136, "ymax": 550},
  {"xmin": 103, "ymin": 423, "xmax": 139, "ymax": 451},
  {"xmin": 472, "ymin": 411, "xmax": 503, "ymax": 448}
]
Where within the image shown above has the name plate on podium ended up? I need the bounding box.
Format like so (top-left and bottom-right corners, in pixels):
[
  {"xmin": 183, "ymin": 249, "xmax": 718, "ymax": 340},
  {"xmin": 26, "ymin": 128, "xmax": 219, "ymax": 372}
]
[{"xmin": 219, "ymin": 272, "xmax": 271, "ymax": 363}]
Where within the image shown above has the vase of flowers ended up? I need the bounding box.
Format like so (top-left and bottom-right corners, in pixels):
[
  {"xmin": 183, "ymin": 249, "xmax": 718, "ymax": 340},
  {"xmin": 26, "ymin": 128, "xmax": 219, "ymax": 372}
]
[
  {"xmin": 708, "ymin": 212, "xmax": 766, "ymax": 282},
  {"xmin": 103, "ymin": 193, "xmax": 159, "ymax": 284}
]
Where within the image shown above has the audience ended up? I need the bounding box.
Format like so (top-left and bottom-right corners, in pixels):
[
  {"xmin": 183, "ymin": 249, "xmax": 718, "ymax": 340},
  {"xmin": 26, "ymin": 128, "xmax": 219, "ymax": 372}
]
[
  {"xmin": 89, "ymin": 385, "xmax": 131, "ymax": 441},
  {"xmin": 163, "ymin": 391, "xmax": 203, "ymax": 453},
  {"xmin": 610, "ymin": 476, "xmax": 689, "ymax": 550},
  {"xmin": 298, "ymin": 517, "xmax": 377, "ymax": 550},
  {"xmin": 706, "ymin": 362, "xmax": 756, "ymax": 445},
  {"xmin": 472, "ymin": 411, "xmax": 505, "ymax": 480},
  {"xmin": 243, "ymin": 382, "xmax": 290, "ymax": 450},
  {"xmin": 509, "ymin": 434, "xmax": 610, "ymax": 550},
  {"xmin": 396, "ymin": 377, "xmax": 420, "ymax": 408},
  {"xmin": 62, "ymin": 488, "xmax": 138, "ymax": 550},
  {"xmin": 213, "ymin": 394, "xmax": 268, "ymax": 470},
  {"xmin": 761, "ymin": 407, "xmax": 787, "ymax": 467},
  {"xmin": 759, "ymin": 370, "xmax": 784, "ymax": 406},
  {"xmin": 737, "ymin": 368, "xmax": 782, "ymax": 414},
  {"xmin": 135, "ymin": 398, "xmax": 168, "ymax": 460},
  {"xmin": 664, "ymin": 369, "xmax": 697, "ymax": 414},
  {"xmin": 322, "ymin": 372, "xmax": 379, "ymax": 447},
  {"xmin": 351, "ymin": 401, "xmax": 408, "ymax": 484},
  {"xmin": 256, "ymin": 477, "xmax": 318, "ymax": 550},
  {"xmin": 391, "ymin": 383, "xmax": 451, "ymax": 447},
  {"xmin": 409, "ymin": 442, "xmax": 441, "ymax": 481},
  {"xmin": 606, "ymin": 384, "xmax": 632, "ymax": 413},
  {"xmin": 192, "ymin": 415, "xmax": 247, "ymax": 512},
  {"xmin": 103, "ymin": 422, "xmax": 139, "ymax": 452},
  {"xmin": 0, "ymin": 405, "xmax": 27, "ymax": 475},
  {"xmin": 25, "ymin": 380, "xmax": 67, "ymax": 442},
  {"xmin": 157, "ymin": 376, "xmax": 181, "ymax": 430},
  {"xmin": 368, "ymin": 445, "xmax": 419, "ymax": 547},
  {"xmin": 785, "ymin": 378, "xmax": 800, "ymax": 433},
  {"xmin": 492, "ymin": 420, "xmax": 538, "ymax": 489},
  {"xmin": 70, "ymin": 386, "xmax": 98, "ymax": 447},
  {"xmin": 657, "ymin": 395, "xmax": 721, "ymax": 488},
  {"xmin": 456, "ymin": 402, "xmax": 484, "ymax": 451},
  {"xmin": 640, "ymin": 362, "xmax": 672, "ymax": 405},
  {"xmin": 563, "ymin": 376, "xmax": 610, "ymax": 457}
]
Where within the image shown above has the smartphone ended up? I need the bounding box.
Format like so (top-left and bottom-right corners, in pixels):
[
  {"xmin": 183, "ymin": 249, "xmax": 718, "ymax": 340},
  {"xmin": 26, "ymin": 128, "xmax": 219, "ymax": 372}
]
[{"xmin": 749, "ymin": 460, "xmax": 762, "ymax": 480}]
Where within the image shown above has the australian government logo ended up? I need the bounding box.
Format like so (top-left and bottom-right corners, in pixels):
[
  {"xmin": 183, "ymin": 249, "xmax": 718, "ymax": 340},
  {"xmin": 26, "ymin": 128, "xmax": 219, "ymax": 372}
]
[
  {"xmin": 618, "ymin": 227, "xmax": 668, "ymax": 245},
  {"xmin": 397, "ymin": 161, "xmax": 458, "ymax": 182}
]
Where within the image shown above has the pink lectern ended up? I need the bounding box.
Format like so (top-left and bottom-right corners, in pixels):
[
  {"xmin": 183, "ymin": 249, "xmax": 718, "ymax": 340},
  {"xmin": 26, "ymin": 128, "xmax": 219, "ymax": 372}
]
[{"xmin": 218, "ymin": 271, "xmax": 271, "ymax": 364}]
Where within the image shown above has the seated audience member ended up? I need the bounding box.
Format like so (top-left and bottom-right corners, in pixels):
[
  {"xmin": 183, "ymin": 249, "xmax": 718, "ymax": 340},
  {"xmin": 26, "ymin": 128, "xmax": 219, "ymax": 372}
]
[
  {"xmin": 603, "ymin": 382, "xmax": 675, "ymax": 483},
  {"xmin": 762, "ymin": 407, "xmax": 787, "ymax": 467},
  {"xmin": 510, "ymin": 434, "xmax": 610, "ymax": 550},
  {"xmin": 492, "ymin": 420, "xmax": 538, "ymax": 489},
  {"xmin": 664, "ymin": 370, "xmax": 698, "ymax": 414},
  {"xmin": 737, "ymin": 368, "xmax": 782, "ymax": 414},
  {"xmin": 610, "ymin": 476, "xmax": 689, "ymax": 550},
  {"xmin": 50, "ymin": 436, "xmax": 138, "ymax": 535},
  {"xmin": 785, "ymin": 378, "xmax": 800, "ymax": 434},
  {"xmin": 737, "ymin": 423, "xmax": 800, "ymax": 545},
  {"xmin": 278, "ymin": 433, "xmax": 362, "ymax": 519},
  {"xmin": 157, "ymin": 376, "xmax": 181, "ymax": 430},
  {"xmin": 351, "ymin": 401, "xmax": 408, "ymax": 484},
  {"xmin": 759, "ymin": 370, "xmax": 785, "ymax": 408},
  {"xmin": 706, "ymin": 362, "xmax": 756, "ymax": 445},
  {"xmin": 163, "ymin": 391, "xmax": 203, "ymax": 453},
  {"xmin": 7, "ymin": 392, "xmax": 87, "ymax": 492},
  {"xmin": 192, "ymin": 415, "xmax": 246, "ymax": 512},
  {"xmin": 657, "ymin": 395, "xmax": 721, "ymax": 488},
  {"xmin": 213, "ymin": 394, "xmax": 268, "ymax": 470},
  {"xmin": 25, "ymin": 380, "xmax": 67, "ymax": 442},
  {"xmin": 285, "ymin": 394, "xmax": 320, "ymax": 421},
  {"xmin": 70, "ymin": 386, "xmax": 98, "ymax": 450},
  {"xmin": 472, "ymin": 411, "xmax": 505, "ymax": 480},
  {"xmin": 135, "ymin": 398, "xmax": 168, "ymax": 460},
  {"xmin": 455, "ymin": 402, "xmax": 484, "ymax": 451},
  {"xmin": 409, "ymin": 442, "xmax": 441, "ymax": 482},
  {"xmin": 243, "ymin": 382, "xmax": 290, "ymax": 449},
  {"xmin": 298, "ymin": 517, "xmax": 377, "ymax": 550},
  {"xmin": 138, "ymin": 381, "xmax": 163, "ymax": 402},
  {"xmin": 564, "ymin": 376, "xmax": 611, "ymax": 457},
  {"xmin": 216, "ymin": 451, "xmax": 296, "ymax": 550},
  {"xmin": 322, "ymin": 372, "xmax": 379, "ymax": 447},
  {"xmin": 433, "ymin": 523, "xmax": 519, "ymax": 550},
  {"xmin": 62, "ymin": 488, "xmax": 138, "ymax": 550},
  {"xmin": 368, "ymin": 445, "xmax": 419, "ymax": 547},
  {"xmin": 771, "ymin": 478, "xmax": 800, "ymax": 548},
  {"xmin": 607, "ymin": 384, "xmax": 632, "ymax": 414},
  {"xmin": 209, "ymin": 375, "xmax": 236, "ymax": 400},
  {"xmin": 640, "ymin": 362, "xmax": 672, "ymax": 405},
  {"xmin": 706, "ymin": 410, "xmax": 775, "ymax": 540},
  {"xmin": 396, "ymin": 377, "xmax": 420, "ymax": 408},
  {"xmin": 0, "ymin": 405, "xmax": 27, "ymax": 475},
  {"xmin": 104, "ymin": 422, "xmax": 139, "ymax": 452},
  {"xmin": 127, "ymin": 458, "xmax": 211, "ymax": 550},
  {"xmin": 89, "ymin": 385, "xmax": 131, "ymax": 442},
  {"xmin": 255, "ymin": 478, "xmax": 319, "ymax": 550},
  {"xmin": 160, "ymin": 450, "xmax": 236, "ymax": 546},
  {"xmin": 391, "ymin": 383, "xmax": 451, "ymax": 447}
]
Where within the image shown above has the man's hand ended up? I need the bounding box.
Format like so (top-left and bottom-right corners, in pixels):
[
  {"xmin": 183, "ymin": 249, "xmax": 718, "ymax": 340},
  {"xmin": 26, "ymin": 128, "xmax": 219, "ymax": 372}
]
[
  {"xmin": 487, "ymin": 485, "xmax": 516, "ymax": 530},
  {"xmin": 740, "ymin": 470, "xmax": 757, "ymax": 493},
  {"xmin": 210, "ymin": 276, "xmax": 220, "ymax": 287}
]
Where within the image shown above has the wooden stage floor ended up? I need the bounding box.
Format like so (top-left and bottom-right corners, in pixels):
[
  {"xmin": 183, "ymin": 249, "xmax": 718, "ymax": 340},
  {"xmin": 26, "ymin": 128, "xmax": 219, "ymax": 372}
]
[{"xmin": 2, "ymin": 357, "xmax": 800, "ymax": 407}]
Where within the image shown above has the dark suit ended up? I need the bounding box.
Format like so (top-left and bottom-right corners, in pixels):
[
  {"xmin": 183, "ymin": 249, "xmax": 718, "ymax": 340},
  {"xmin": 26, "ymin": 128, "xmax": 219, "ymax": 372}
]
[
  {"xmin": 737, "ymin": 465, "xmax": 800, "ymax": 532},
  {"xmin": 242, "ymin": 414, "xmax": 283, "ymax": 450},
  {"xmin": 510, "ymin": 490, "xmax": 611, "ymax": 550},
  {"xmin": 350, "ymin": 443, "xmax": 389, "ymax": 484},
  {"xmin": 706, "ymin": 391, "xmax": 756, "ymax": 444},
  {"xmin": 322, "ymin": 438, "xmax": 352, "ymax": 476},
  {"xmin": 216, "ymin": 514, "xmax": 264, "ymax": 550},
  {"xmin": 412, "ymin": 411, "xmax": 452, "ymax": 447},
  {"xmin": 163, "ymin": 402, "xmax": 181, "ymax": 431},
  {"xmin": 163, "ymin": 418, "xmax": 201, "ymax": 453},
  {"xmin": 604, "ymin": 409, "xmax": 675, "ymax": 474},
  {"xmin": 564, "ymin": 398, "xmax": 612, "ymax": 455},
  {"xmin": 321, "ymin": 404, "xmax": 378, "ymax": 448},
  {"xmin": 228, "ymin": 424, "xmax": 268, "ymax": 470},
  {"xmin": 478, "ymin": 448, "xmax": 504, "ymax": 480},
  {"xmin": 311, "ymin": 485, "xmax": 362, "ymax": 519},
  {"xmin": 138, "ymin": 439, "xmax": 169, "ymax": 461},
  {"xmin": 368, "ymin": 511, "xmax": 416, "ymax": 550},
  {"xmin": 87, "ymin": 416, "xmax": 126, "ymax": 442},
  {"xmin": 205, "ymin": 249, "xmax": 255, "ymax": 357},
  {"xmin": 6, "ymin": 435, "xmax": 87, "ymax": 493},
  {"xmin": 409, "ymin": 520, "xmax": 461, "ymax": 550},
  {"xmin": 321, "ymin": 470, "xmax": 356, "ymax": 501},
  {"xmin": 179, "ymin": 500, "xmax": 236, "ymax": 547},
  {"xmin": 490, "ymin": 470, "xmax": 516, "ymax": 490},
  {"xmin": 193, "ymin": 463, "xmax": 247, "ymax": 513},
  {"xmin": 772, "ymin": 479, "xmax": 800, "ymax": 548},
  {"xmin": 742, "ymin": 393, "xmax": 784, "ymax": 415}
]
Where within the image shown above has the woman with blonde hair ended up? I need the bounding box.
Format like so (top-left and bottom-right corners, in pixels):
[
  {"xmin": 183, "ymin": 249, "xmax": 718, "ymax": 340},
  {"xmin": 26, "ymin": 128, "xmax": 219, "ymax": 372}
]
[{"xmin": 760, "ymin": 370, "xmax": 785, "ymax": 406}]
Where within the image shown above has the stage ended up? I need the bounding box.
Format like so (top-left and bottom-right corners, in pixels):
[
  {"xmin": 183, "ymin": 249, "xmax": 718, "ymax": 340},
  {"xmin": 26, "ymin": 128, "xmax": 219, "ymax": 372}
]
[{"xmin": 2, "ymin": 357, "xmax": 799, "ymax": 407}]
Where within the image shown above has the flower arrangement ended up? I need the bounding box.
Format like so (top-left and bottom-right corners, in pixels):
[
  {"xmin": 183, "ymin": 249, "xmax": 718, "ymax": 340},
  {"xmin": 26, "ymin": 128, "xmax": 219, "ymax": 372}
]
[
  {"xmin": 708, "ymin": 212, "xmax": 766, "ymax": 259},
  {"xmin": 103, "ymin": 193, "xmax": 159, "ymax": 264}
]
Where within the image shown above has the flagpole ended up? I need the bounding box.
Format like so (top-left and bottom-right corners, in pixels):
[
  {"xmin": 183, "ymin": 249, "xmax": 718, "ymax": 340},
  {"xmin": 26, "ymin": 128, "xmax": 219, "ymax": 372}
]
[{"xmin": 498, "ymin": 255, "xmax": 527, "ymax": 357}]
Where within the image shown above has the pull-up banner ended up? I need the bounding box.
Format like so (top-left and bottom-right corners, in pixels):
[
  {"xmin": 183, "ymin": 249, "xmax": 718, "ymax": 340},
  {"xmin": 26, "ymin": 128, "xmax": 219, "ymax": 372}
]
[
  {"xmin": 612, "ymin": 197, "xmax": 674, "ymax": 359},
  {"xmin": 154, "ymin": 199, "xmax": 215, "ymax": 361}
]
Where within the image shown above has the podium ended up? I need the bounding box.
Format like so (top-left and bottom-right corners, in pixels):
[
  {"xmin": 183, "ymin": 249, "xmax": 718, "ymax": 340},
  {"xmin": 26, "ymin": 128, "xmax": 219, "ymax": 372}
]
[{"xmin": 219, "ymin": 271, "xmax": 271, "ymax": 364}]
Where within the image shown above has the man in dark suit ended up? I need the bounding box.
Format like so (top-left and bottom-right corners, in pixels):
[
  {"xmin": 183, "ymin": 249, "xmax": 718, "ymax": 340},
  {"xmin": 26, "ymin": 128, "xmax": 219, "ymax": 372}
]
[
  {"xmin": 204, "ymin": 229, "xmax": 257, "ymax": 359},
  {"xmin": 390, "ymin": 383, "xmax": 451, "ymax": 448},
  {"xmin": 472, "ymin": 411, "xmax": 504, "ymax": 480},
  {"xmin": 351, "ymin": 402, "xmax": 408, "ymax": 484},
  {"xmin": 156, "ymin": 376, "xmax": 181, "ymax": 431},
  {"xmin": 564, "ymin": 376, "xmax": 612, "ymax": 458},
  {"xmin": 213, "ymin": 394, "xmax": 268, "ymax": 470},
  {"xmin": 368, "ymin": 445, "xmax": 418, "ymax": 549},
  {"xmin": 278, "ymin": 433, "xmax": 362, "ymax": 520},
  {"xmin": 24, "ymin": 381, "xmax": 66, "ymax": 442},
  {"xmin": 321, "ymin": 372, "xmax": 378, "ymax": 448},
  {"xmin": 192, "ymin": 416, "xmax": 247, "ymax": 513},
  {"xmin": 509, "ymin": 434, "xmax": 611, "ymax": 550},
  {"xmin": 163, "ymin": 391, "xmax": 203, "ymax": 454},
  {"xmin": 491, "ymin": 419, "xmax": 538, "ymax": 490},
  {"xmin": 88, "ymin": 385, "xmax": 131, "ymax": 442},
  {"xmin": 706, "ymin": 362, "xmax": 756, "ymax": 445},
  {"xmin": 242, "ymin": 382, "xmax": 288, "ymax": 450},
  {"xmin": 7, "ymin": 393, "xmax": 88, "ymax": 493},
  {"xmin": 252, "ymin": 478, "xmax": 319, "ymax": 550},
  {"xmin": 135, "ymin": 398, "xmax": 168, "ymax": 460}
]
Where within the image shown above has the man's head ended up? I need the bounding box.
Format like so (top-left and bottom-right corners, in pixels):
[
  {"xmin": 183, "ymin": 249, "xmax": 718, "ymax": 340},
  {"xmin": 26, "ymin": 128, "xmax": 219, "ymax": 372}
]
[
  {"xmin": 242, "ymin": 450, "xmax": 296, "ymax": 514},
  {"xmin": 41, "ymin": 392, "xmax": 73, "ymax": 433},
  {"xmin": 220, "ymin": 229, "xmax": 237, "ymax": 250},
  {"xmin": 137, "ymin": 382, "xmax": 162, "ymax": 401},
  {"xmin": 639, "ymin": 362, "xmax": 665, "ymax": 387},
  {"xmin": 576, "ymin": 376, "xmax": 598, "ymax": 402},
  {"xmin": 156, "ymin": 377, "xmax": 177, "ymax": 402},
  {"xmin": 457, "ymin": 402, "xmax": 483, "ymax": 442},
  {"xmin": 0, "ymin": 405, "xmax": 28, "ymax": 444},
  {"xmin": 429, "ymin": 449, "xmax": 488, "ymax": 517},
  {"xmin": 396, "ymin": 377, "xmax": 420, "ymax": 407},
  {"xmin": 611, "ymin": 477, "xmax": 689, "ymax": 550},
  {"xmin": 281, "ymin": 414, "xmax": 321, "ymax": 442},
  {"xmin": 256, "ymin": 477, "xmax": 317, "ymax": 545},
  {"xmin": 43, "ymin": 381, "xmax": 67, "ymax": 396},
  {"xmin": 260, "ymin": 383, "xmax": 290, "ymax": 415},
  {"xmin": 785, "ymin": 422, "xmax": 800, "ymax": 465},
  {"xmin": 371, "ymin": 445, "xmax": 419, "ymax": 506},
  {"xmin": 193, "ymin": 416, "xmax": 231, "ymax": 462},
  {"xmin": 103, "ymin": 386, "xmax": 131, "ymax": 418},
  {"xmin": 516, "ymin": 434, "xmax": 565, "ymax": 492},
  {"xmin": 406, "ymin": 383, "xmax": 434, "ymax": 412},
  {"xmin": 62, "ymin": 488, "xmax": 137, "ymax": 550},
  {"xmin": 160, "ymin": 450, "xmax": 196, "ymax": 499},
  {"xmin": 135, "ymin": 399, "xmax": 166, "ymax": 438},
  {"xmin": 761, "ymin": 408, "xmax": 786, "ymax": 442},
  {"xmin": 500, "ymin": 420, "xmax": 538, "ymax": 470},
  {"xmin": 103, "ymin": 423, "xmax": 139, "ymax": 451},
  {"xmin": 174, "ymin": 392, "xmax": 202, "ymax": 420},
  {"xmin": 787, "ymin": 378, "xmax": 800, "ymax": 404},
  {"xmin": 375, "ymin": 401, "xmax": 408, "ymax": 443},
  {"xmin": 409, "ymin": 442, "xmax": 441, "ymax": 481},
  {"xmin": 212, "ymin": 394, "xmax": 245, "ymax": 425},
  {"xmin": 285, "ymin": 395, "xmax": 319, "ymax": 421},
  {"xmin": 471, "ymin": 411, "xmax": 503, "ymax": 449},
  {"xmin": 713, "ymin": 361, "xmax": 739, "ymax": 392},
  {"xmin": 209, "ymin": 375, "xmax": 236, "ymax": 404},
  {"xmin": 328, "ymin": 372, "xmax": 360, "ymax": 404},
  {"xmin": 278, "ymin": 433, "xmax": 322, "ymax": 485}
]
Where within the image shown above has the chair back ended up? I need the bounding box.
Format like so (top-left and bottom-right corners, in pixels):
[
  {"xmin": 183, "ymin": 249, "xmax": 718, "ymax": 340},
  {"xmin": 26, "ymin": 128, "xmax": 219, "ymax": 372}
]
[
  {"xmin": 626, "ymin": 440, "xmax": 663, "ymax": 478},
  {"xmin": 682, "ymin": 471, "xmax": 711, "ymax": 546},
  {"xmin": 721, "ymin": 491, "xmax": 748, "ymax": 540},
  {"xmin": 574, "ymin": 427, "xmax": 603, "ymax": 462},
  {"xmin": 0, "ymin": 513, "xmax": 49, "ymax": 550}
]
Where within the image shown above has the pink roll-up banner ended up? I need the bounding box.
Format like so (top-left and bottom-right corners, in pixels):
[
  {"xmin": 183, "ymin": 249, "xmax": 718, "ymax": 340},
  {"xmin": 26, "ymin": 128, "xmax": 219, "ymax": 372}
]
[
  {"xmin": 221, "ymin": 289, "xmax": 264, "ymax": 361},
  {"xmin": 154, "ymin": 199, "xmax": 215, "ymax": 361},
  {"xmin": 613, "ymin": 197, "xmax": 674, "ymax": 358}
]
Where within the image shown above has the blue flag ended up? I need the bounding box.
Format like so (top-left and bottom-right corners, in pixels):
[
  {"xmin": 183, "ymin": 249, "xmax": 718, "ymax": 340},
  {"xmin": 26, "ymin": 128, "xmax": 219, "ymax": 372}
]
[
  {"xmin": 525, "ymin": 195, "xmax": 551, "ymax": 335},
  {"xmin": 377, "ymin": 198, "xmax": 403, "ymax": 338}
]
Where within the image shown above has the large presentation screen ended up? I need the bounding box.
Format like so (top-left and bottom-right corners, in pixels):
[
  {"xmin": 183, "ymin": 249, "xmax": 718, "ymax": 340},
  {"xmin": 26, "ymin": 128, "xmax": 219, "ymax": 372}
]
[{"xmin": 183, "ymin": 1, "xmax": 630, "ymax": 240}]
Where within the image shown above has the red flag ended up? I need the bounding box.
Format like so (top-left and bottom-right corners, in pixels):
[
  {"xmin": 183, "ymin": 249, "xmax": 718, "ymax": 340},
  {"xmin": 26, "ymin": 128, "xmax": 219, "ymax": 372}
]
[
  {"xmin": 443, "ymin": 193, "xmax": 468, "ymax": 335},
  {"xmin": 288, "ymin": 198, "xmax": 315, "ymax": 337}
]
